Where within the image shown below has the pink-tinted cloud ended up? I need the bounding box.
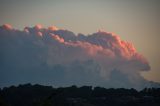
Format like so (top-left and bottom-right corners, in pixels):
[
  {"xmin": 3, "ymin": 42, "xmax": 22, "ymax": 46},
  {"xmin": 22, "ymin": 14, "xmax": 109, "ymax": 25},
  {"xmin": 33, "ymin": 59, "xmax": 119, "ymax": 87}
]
[
  {"xmin": 2, "ymin": 24, "xmax": 13, "ymax": 30},
  {"xmin": 51, "ymin": 34, "xmax": 64, "ymax": 43},
  {"xmin": 0, "ymin": 24, "xmax": 154, "ymax": 89},
  {"xmin": 48, "ymin": 26, "xmax": 58, "ymax": 31},
  {"xmin": 37, "ymin": 31, "xmax": 43, "ymax": 37},
  {"xmin": 34, "ymin": 24, "xmax": 43, "ymax": 30}
]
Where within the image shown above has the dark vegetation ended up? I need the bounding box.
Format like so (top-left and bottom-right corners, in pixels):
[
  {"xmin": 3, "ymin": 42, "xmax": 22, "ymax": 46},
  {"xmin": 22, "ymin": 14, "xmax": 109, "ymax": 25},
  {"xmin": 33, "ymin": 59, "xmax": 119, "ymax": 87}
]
[{"xmin": 0, "ymin": 84, "xmax": 160, "ymax": 106}]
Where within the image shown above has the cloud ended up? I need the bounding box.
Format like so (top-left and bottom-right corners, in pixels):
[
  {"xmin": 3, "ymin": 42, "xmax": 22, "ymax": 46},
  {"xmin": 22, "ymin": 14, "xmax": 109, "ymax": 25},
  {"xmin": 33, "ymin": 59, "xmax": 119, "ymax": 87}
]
[
  {"xmin": 0, "ymin": 24, "xmax": 156, "ymax": 89},
  {"xmin": 51, "ymin": 34, "xmax": 65, "ymax": 43},
  {"xmin": 34, "ymin": 24, "xmax": 43, "ymax": 30},
  {"xmin": 48, "ymin": 26, "xmax": 58, "ymax": 31},
  {"xmin": 2, "ymin": 24, "xmax": 13, "ymax": 30}
]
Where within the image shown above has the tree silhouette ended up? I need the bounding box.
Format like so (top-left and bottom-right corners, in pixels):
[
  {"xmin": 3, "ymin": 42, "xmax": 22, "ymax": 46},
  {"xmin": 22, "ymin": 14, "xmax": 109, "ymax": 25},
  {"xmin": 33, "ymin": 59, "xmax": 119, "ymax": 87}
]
[{"xmin": 1, "ymin": 84, "xmax": 160, "ymax": 106}]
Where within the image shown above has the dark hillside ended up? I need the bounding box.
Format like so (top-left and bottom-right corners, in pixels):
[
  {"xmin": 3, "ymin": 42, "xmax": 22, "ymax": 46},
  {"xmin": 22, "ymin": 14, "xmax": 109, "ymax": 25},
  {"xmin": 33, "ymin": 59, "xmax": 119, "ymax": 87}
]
[{"xmin": 1, "ymin": 84, "xmax": 160, "ymax": 106}]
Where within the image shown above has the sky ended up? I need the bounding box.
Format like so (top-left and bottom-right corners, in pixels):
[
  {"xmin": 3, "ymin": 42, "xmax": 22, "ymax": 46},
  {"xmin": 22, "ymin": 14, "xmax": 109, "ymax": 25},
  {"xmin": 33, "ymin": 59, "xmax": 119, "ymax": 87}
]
[{"xmin": 0, "ymin": 0, "xmax": 160, "ymax": 83}]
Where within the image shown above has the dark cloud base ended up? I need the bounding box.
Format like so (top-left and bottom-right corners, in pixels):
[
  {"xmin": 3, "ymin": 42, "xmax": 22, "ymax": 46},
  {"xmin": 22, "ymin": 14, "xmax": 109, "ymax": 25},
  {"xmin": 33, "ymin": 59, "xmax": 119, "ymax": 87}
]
[{"xmin": 0, "ymin": 24, "xmax": 159, "ymax": 89}]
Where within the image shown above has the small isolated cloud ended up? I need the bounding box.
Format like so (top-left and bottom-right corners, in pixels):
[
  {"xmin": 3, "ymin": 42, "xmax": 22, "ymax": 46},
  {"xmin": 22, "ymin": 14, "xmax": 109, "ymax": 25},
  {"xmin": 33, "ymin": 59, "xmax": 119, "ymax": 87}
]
[{"xmin": 0, "ymin": 24, "xmax": 157, "ymax": 89}]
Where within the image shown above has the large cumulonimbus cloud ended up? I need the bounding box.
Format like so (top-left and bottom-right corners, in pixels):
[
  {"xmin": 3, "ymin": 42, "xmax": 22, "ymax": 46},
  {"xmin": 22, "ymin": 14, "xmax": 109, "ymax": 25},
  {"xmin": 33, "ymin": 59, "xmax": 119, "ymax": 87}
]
[{"xmin": 0, "ymin": 24, "xmax": 158, "ymax": 89}]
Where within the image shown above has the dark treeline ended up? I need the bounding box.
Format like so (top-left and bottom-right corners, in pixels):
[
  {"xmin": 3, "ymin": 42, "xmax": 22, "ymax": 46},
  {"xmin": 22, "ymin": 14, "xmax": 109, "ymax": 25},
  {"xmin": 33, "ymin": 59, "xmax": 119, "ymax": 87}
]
[{"xmin": 0, "ymin": 84, "xmax": 160, "ymax": 106}]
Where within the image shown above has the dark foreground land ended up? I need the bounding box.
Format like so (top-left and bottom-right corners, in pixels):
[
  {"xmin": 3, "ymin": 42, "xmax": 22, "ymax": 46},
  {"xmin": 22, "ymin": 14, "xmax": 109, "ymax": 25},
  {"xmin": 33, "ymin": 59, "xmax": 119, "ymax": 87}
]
[{"xmin": 0, "ymin": 84, "xmax": 160, "ymax": 106}]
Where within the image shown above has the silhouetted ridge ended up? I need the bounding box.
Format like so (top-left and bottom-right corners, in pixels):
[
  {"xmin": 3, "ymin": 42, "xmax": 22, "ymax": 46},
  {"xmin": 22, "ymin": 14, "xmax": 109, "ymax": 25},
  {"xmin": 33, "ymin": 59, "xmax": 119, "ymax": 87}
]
[{"xmin": 0, "ymin": 84, "xmax": 160, "ymax": 106}]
